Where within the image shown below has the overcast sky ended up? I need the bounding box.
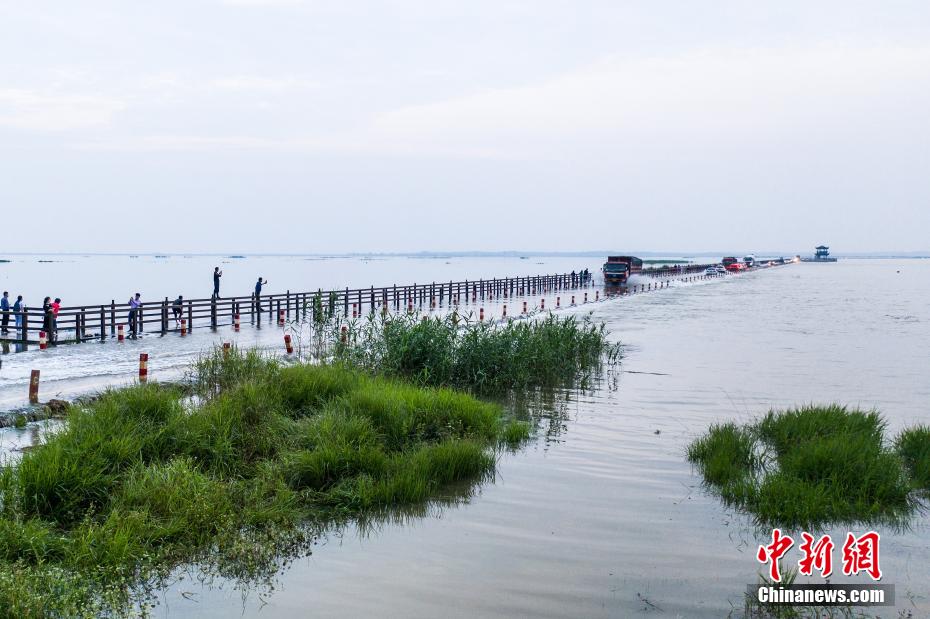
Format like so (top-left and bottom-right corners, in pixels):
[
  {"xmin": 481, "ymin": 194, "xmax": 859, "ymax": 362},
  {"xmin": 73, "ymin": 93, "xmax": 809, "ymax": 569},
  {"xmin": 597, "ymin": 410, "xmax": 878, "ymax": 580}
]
[{"xmin": 2, "ymin": 1, "xmax": 928, "ymax": 254}]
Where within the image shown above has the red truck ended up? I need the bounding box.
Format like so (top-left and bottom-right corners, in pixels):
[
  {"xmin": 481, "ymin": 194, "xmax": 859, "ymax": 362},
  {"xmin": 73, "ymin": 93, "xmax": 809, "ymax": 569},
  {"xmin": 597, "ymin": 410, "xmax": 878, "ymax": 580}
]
[{"xmin": 721, "ymin": 257, "xmax": 744, "ymax": 272}]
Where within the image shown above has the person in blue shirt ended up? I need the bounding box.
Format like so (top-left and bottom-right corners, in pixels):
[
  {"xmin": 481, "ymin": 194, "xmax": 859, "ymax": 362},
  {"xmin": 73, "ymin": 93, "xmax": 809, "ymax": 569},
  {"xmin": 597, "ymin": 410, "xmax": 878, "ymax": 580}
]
[
  {"xmin": 0, "ymin": 291, "xmax": 9, "ymax": 334},
  {"xmin": 12, "ymin": 295, "xmax": 23, "ymax": 334},
  {"xmin": 254, "ymin": 277, "xmax": 268, "ymax": 313}
]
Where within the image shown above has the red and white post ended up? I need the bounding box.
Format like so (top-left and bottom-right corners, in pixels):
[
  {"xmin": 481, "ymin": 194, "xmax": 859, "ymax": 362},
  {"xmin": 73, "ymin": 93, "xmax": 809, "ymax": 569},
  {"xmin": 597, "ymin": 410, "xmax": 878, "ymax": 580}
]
[
  {"xmin": 38, "ymin": 331, "xmax": 47, "ymax": 350},
  {"xmin": 284, "ymin": 334, "xmax": 294, "ymax": 354},
  {"xmin": 139, "ymin": 353, "xmax": 148, "ymax": 383},
  {"xmin": 117, "ymin": 324, "xmax": 125, "ymax": 342}
]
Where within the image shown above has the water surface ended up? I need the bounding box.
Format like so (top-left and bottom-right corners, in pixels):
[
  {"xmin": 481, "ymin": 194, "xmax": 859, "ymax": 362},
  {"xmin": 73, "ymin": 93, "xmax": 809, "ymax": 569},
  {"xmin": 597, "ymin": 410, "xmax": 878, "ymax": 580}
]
[{"xmin": 3, "ymin": 257, "xmax": 928, "ymax": 617}]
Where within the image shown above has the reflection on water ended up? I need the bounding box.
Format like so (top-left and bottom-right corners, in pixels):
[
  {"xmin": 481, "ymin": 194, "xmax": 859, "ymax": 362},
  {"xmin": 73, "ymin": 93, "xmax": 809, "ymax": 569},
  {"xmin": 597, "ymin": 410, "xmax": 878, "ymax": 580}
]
[{"xmin": 149, "ymin": 384, "xmax": 601, "ymax": 615}]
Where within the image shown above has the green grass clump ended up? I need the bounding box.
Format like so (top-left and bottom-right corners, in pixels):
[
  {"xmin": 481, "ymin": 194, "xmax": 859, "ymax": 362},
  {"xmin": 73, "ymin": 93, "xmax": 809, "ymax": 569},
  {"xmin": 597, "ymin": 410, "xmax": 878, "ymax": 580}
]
[
  {"xmin": 896, "ymin": 425, "xmax": 930, "ymax": 493},
  {"xmin": 317, "ymin": 311, "xmax": 620, "ymax": 393},
  {"xmin": 688, "ymin": 405, "xmax": 919, "ymax": 530},
  {"xmin": 0, "ymin": 347, "xmax": 530, "ymax": 616}
]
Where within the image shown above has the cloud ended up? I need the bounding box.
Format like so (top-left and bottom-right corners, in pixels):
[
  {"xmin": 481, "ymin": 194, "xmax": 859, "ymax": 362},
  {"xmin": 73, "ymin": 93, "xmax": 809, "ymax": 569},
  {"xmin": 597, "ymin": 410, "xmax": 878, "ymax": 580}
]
[
  {"xmin": 0, "ymin": 88, "xmax": 125, "ymax": 131},
  {"xmin": 369, "ymin": 44, "xmax": 930, "ymax": 154},
  {"xmin": 208, "ymin": 75, "xmax": 321, "ymax": 93},
  {"xmin": 47, "ymin": 43, "xmax": 930, "ymax": 164}
]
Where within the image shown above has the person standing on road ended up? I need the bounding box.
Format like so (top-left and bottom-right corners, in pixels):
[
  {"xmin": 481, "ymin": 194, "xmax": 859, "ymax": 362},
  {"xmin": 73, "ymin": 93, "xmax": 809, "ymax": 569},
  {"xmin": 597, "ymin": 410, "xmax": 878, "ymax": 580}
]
[
  {"xmin": 0, "ymin": 291, "xmax": 9, "ymax": 334},
  {"xmin": 51, "ymin": 297, "xmax": 61, "ymax": 342},
  {"xmin": 12, "ymin": 295, "xmax": 23, "ymax": 334},
  {"xmin": 213, "ymin": 267, "xmax": 223, "ymax": 298},
  {"xmin": 254, "ymin": 277, "xmax": 268, "ymax": 313},
  {"xmin": 42, "ymin": 296, "xmax": 53, "ymax": 341},
  {"xmin": 128, "ymin": 293, "xmax": 142, "ymax": 337}
]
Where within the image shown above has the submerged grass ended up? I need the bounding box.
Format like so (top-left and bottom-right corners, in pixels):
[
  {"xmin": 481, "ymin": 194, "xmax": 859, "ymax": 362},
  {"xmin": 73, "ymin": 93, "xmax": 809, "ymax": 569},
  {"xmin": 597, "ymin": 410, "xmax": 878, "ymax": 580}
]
[
  {"xmin": 688, "ymin": 405, "xmax": 923, "ymax": 530},
  {"xmin": 325, "ymin": 311, "xmax": 621, "ymax": 394},
  {"xmin": 0, "ymin": 348, "xmax": 530, "ymax": 617}
]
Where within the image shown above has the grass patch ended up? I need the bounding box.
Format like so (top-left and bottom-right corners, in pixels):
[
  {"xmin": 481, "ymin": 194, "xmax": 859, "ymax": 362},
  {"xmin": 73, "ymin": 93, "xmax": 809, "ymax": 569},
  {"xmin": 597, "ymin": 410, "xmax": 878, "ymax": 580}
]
[
  {"xmin": 0, "ymin": 348, "xmax": 529, "ymax": 616},
  {"xmin": 688, "ymin": 405, "xmax": 920, "ymax": 530},
  {"xmin": 321, "ymin": 311, "xmax": 621, "ymax": 394},
  {"xmin": 896, "ymin": 425, "xmax": 930, "ymax": 493}
]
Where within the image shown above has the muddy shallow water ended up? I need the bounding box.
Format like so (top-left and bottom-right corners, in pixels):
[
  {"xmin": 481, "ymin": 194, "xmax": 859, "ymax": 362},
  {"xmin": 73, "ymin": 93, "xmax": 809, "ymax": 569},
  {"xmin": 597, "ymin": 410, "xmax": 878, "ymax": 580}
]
[{"xmin": 3, "ymin": 257, "xmax": 928, "ymax": 617}]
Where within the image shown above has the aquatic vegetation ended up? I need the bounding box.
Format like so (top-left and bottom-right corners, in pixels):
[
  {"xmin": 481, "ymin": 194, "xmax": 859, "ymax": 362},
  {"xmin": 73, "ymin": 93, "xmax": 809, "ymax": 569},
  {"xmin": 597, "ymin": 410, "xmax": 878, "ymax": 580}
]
[
  {"xmin": 738, "ymin": 568, "xmax": 870, "ymax": 619},
  {"xmin": 292, "ymin": 310, "xmax": 621, "ymax": 394},
  {"xmin": 688, "ymin": 405, "xmax": 919, "ymax": 530},
  {"xmin": 896, "ymin": 425, "xmax": 930, "ymax": 493},
  {"xmin": 0, "ymin": 349, "xmax": 529, "ymax": 616}
]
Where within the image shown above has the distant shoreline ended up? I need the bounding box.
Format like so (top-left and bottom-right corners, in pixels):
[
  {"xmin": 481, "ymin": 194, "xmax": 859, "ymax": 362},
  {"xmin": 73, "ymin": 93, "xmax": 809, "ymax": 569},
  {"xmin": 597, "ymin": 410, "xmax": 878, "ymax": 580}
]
[{"xmin": 1, "ymin": 251, "xmax": 927, "ymax": 259}]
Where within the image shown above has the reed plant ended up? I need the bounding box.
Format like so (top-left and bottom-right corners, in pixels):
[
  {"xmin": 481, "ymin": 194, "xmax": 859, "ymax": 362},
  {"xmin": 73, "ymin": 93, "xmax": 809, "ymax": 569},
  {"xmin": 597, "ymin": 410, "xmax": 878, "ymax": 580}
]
[{"xmin": 289, "ymin": 309, "xmax": 621, "ymax": 394}]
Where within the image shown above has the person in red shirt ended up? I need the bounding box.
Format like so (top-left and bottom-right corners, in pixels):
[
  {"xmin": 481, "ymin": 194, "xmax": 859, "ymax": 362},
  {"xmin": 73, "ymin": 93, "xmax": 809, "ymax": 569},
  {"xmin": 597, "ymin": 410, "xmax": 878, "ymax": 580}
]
[{"xmin": 51, "ymin": 297, "xmax": 61, "ymax": 342}]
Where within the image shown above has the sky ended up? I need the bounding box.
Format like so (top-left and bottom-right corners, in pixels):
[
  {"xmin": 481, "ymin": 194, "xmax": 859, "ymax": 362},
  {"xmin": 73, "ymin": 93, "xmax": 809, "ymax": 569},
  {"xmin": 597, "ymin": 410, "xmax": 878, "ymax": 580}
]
[{"xmin": 1, "ymin": 1, "xmax": 929, "ymax": 255}]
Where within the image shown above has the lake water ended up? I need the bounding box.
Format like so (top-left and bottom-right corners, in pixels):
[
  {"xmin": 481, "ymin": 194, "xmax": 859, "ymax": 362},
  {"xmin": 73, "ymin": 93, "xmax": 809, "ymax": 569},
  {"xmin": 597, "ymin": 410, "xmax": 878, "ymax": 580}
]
[{"xmin": 1, "ymin": 256, "xmax": 928, "ymax": 617}]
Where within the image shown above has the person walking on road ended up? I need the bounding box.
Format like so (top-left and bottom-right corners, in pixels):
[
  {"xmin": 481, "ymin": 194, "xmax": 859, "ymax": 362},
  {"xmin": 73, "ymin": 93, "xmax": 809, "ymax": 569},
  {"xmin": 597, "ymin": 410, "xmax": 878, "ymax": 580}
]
[
  {"xmin": 0, "ymin": 291, "xmax": 9, "ymax": 334},
  {"xmin": 254, "ymin": 277, "xmax": 268, "ymax": 313},
  {"xmin": 172, "ymin": 295, "xmax": 183, "ymax": 327},
  {"xmin": 213, "ymin": 267, "xmax": 223, "ymax": 298},
  {"xmin": 128, "ymin": 293, "xmax": 142, "ymax": 337}
]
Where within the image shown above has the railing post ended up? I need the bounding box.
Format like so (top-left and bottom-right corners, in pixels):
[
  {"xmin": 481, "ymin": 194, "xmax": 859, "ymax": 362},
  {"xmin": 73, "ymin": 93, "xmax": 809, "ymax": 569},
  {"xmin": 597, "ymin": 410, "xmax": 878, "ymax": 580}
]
[
  {"xmin": 21, "ymin": 309, "xmax": 28, "ymax": 344},
  {"xmin": 161, "ymin": 299, "xmax": 168, "ymax": 335},
  {"xmin": 188, "ymin": 300, "xmax": 193, "ymax": 330},
  {"xmin": 100, "ymin": 306, "xmax": 106, "ymax": 340},
  {"xmin": 211, "ymin": 296, "xmax": 218, "ymax": 329},
  {"xmin": 110, "ymin": 300, "xmax": 116, "ymax": 335}
]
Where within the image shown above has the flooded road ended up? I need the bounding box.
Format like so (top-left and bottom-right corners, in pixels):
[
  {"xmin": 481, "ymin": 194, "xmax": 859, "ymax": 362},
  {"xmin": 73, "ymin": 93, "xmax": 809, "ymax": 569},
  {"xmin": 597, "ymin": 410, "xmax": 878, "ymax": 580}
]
[{"xmin": 3, "ymin": 257, "xmax": 928, "ymax": 616}]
